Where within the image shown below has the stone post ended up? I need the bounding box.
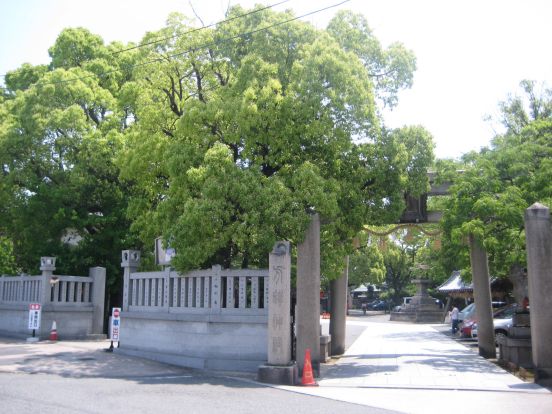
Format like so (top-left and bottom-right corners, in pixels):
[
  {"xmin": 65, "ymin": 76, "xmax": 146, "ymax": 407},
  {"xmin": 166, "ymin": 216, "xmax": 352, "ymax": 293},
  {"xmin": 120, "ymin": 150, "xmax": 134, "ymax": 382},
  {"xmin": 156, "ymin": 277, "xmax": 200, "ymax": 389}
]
[
  {"xmin": 330, "ymin": 257, "xmax": 348, "ymax": 355},
  {"xmin": 40, "ymin": 257, "xmax": 56, "ymax": 305},
  {"xmin": 525, "ymin": 203, "xmax": 552, "ymax": 385},
  {"xmin": 89, "ymin": 267, "xmax": 106, "ymax": 334},
  {"xmin": 121, "ymin": 250, "xmax": 140, "ymax": 311},
  {"xmin": 258, "ymin": 241, "xmax": 296, "ymax": 385},
  {"xmin": 296, "ymin": 214, "xmax": 321, "ymax": 376},
  {"xmin": 468, "ymin": 234, "xmax": 496, "ymax": 359}
]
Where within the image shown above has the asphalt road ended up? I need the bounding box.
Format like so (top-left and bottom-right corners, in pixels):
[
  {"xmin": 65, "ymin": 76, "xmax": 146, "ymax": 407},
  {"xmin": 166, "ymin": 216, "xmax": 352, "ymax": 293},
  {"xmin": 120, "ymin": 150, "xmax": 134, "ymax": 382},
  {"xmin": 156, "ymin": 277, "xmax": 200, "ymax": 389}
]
[
  {"xmin": 0, "ymin": 371, "xmax": 399, "ymax": 414},
  {"xmin": 0, "ymin": 329, "xmax": 397, "ymax": 414}
]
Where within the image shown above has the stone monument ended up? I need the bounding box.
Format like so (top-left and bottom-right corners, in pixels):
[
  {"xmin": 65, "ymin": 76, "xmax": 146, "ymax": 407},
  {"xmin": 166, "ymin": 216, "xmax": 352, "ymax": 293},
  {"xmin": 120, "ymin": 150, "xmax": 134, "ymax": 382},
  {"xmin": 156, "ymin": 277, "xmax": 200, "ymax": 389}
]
[
  {"xmin": 498, "ymin": 307, "xmax": 532, "ymax": 370},
  {"xmin": 390, "ymin": 278, "xmax": 442, "ymax": 323},
  {"xmin": 258, "ymin": 241, "xmax": 297, "ymax": 385}
]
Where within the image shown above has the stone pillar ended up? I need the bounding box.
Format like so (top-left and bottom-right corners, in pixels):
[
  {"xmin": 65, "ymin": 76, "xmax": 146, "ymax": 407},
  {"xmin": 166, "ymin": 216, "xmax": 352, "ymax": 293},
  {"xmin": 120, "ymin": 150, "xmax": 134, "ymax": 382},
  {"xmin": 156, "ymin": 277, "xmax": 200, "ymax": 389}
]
[
  {"xmin": 258, "ymin": 241, "xmax": 296, "ymax": 385},
  {"xmin": 90, "ymin": 267, "xmax": 106, "ymax": 335},
  {"xmin": 40, "ymin": 257, "xmax": 56, "ymax": 305},
  {"xmin": 468, "ymin": 234, "xmax": 496, "ymax": 359},
  {"xmin": 525, "ymin": 203, "xmax": 552, "ymax": 385},
  {"xmin": 267, "ymin": 241, "xmax": 292, "ymax": 364},
  {"xmin": 296, "ymin": 214, "xmax": 321, "ymax": 376},
  {"xmin": 121, "ymin": 250, "xmax": 140, "ymax": 311},
  {"xmin": 415, "ymin": 278, "xmax": 429, "ymax": 296},
  {"xmin": 330, "ymin": 257, "xmax": 348, "ymax": 355}
]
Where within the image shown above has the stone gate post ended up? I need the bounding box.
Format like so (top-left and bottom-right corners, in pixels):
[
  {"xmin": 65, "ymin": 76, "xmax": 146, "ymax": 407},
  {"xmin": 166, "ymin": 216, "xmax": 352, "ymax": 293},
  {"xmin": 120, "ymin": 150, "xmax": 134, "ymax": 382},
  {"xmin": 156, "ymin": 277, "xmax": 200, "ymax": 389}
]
[
  {"xmin": 330, "ymin": 256, "xmax": 348, "ymax": 355},
  {"xmin": 296, "ymin": 214, "xmax": 321, "ymax": 376},
  {"xmin": 524, "ymin": 203, "xmax": 552, "ymax": 386},
  {"xmin": 257, "ymin": 241, "xmax": 296, "ymax": 385},
  {"xmin": 468, "ymin": 234, "xmax": 496, "ymax": 359}
]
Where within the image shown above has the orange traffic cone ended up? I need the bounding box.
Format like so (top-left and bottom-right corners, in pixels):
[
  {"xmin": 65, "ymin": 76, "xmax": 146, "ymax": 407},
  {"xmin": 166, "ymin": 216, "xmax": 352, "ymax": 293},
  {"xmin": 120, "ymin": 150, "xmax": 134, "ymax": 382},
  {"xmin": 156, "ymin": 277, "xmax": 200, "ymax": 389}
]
[
  {"xmin": 301, "ymin": 348, "xmax": 318, "ymax": 386},
  {"xmin": 49, "ymin": 321, "xmax": 58, "ymax": 341}
]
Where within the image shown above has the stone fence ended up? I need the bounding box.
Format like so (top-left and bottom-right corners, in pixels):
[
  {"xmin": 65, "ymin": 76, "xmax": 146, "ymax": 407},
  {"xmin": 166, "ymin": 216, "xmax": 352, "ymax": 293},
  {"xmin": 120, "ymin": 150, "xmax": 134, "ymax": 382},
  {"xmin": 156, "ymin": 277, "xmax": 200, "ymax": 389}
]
[
  {"xmin": 117, "ymin": 250, "xmax": 270, "ymax": 372},
  {"xmin": 124, "ymin": 267, "xmax": 269, "ymax": 314},
  {"xmin": 0, "ymin": 257, "xmax": 106, "ymax": 339}
]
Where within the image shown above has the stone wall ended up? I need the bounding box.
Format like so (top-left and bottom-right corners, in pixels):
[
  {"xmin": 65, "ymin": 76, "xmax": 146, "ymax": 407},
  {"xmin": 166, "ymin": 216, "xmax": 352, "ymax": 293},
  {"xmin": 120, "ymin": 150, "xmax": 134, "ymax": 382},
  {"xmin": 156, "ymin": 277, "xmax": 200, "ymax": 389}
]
[
  {"xmin": 119, "ymin": 311, "xmax": 267, "ymax": 372},
  {"xmin": 117, "ymin": 251, "xmax": 269, "ymax": 372}
]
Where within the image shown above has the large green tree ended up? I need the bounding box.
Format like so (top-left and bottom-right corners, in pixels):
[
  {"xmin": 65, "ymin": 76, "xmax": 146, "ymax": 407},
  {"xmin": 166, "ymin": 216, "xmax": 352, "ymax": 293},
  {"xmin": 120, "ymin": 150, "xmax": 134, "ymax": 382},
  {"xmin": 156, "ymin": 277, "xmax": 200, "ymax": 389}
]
[
  {"xmin": 440, "ymin": 80, "xmax": 552, "ymax": 301},
  {"xmin": 327, "ymin": 10, "xmax": 416, "ymax": 109},
  {"xmin": 0, "ymin": 236, "xmax": 17, "ymax": 274},
  {"xmin": 119, "ymin": 6, "xmax": 432, "ymax": 278},
  {"xmin": 0, "ymin": 6, "xmax": 431, "ymax": 290},
  {"xmin": 0, "ymin": 28, "xmax": 138, "ymax": 295},
  {"xmin": 348, "ymin": 243, "xmax": 385, "ymax": 287}
]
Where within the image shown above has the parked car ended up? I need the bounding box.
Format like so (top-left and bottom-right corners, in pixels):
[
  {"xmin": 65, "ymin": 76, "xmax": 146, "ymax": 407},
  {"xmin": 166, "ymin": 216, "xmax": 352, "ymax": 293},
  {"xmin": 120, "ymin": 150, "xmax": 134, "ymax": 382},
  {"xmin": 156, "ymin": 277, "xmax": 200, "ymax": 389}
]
[
  {"xmin": 460, "ymin": 317, "xmax": 477, "ymax": 337},
  {"xmin": 370, "ymin": 300, "xmax": 390, "ymax": 311},
  {"xmin": 466, "ymin": 304, "xmax": 517, "ymax": 339},
  {"xmin": 471, "ymin": 303, "xmax": 517, "ymax": 340},
  {"xmin": 457, "ymin": 301, "xmax": 507, "ymax": 327},
  {"xmin": 458, "ymin": 303, "xmax": 476, "ymax": 323},
  {"xmin": 366, "ymin": 299, "xmax": 381, "ymax": 308}
]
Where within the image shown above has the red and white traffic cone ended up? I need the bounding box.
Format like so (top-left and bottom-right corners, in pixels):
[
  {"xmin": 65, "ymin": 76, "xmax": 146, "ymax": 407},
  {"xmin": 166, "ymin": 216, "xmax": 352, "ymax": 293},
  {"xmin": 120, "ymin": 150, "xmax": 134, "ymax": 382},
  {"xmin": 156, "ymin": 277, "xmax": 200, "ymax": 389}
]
[
  {"xmin": 301, "ymin": 348, "xmax": 318, "ymax": 386},
  {"xmin": 49, "ymin": 321, "xmax": 58, "ymax": 341}
]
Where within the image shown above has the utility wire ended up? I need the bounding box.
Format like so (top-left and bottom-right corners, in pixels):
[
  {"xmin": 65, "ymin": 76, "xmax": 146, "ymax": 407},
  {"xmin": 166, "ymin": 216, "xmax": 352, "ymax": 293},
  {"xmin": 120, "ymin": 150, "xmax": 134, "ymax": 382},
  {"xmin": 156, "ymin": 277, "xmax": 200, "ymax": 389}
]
[
  {"xmin": 16, "ymin": 0, "xmax": 351, "ymax": 89},
  {"xmin": 111, "ymin": 0, "xmax": 290, "ymax": 56},
  {"xmin": 0, "ymin": 0, "xmax": 290, "ymax": 80}
]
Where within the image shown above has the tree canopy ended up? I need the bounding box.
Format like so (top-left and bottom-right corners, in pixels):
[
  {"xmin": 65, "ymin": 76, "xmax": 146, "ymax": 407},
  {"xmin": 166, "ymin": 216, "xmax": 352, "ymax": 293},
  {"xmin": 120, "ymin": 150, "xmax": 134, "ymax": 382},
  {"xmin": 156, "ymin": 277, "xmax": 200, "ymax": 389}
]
[
  {"xmin": 439, "ymin": 80, "xmax": 552, "ymax": 295},
  {"xmin": 119, "ymin": 7, "xmax": 431, "ymax": 278},
  {"xmin": 0, "ymin": 5, "xmax": 431, "ymax": 289},
  {"xmin": 0, "ymin": 27, "xmax": 137, "ymax": 287}
]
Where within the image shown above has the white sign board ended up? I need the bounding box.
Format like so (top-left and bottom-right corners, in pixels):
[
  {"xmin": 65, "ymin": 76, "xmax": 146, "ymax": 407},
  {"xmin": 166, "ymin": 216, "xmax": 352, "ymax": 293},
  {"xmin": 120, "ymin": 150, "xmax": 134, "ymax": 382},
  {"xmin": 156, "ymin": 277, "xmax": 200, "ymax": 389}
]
[
  {"xmin": 155, "ymin": 237, "xmax": 175, "ymax": 266},
  {"xmin": 28, "ymin": 303, "xmax": 41, "ymax": 330},
  {"xmin": 111, "ymin": 307, "xmax": 121, "ymax": 341}
]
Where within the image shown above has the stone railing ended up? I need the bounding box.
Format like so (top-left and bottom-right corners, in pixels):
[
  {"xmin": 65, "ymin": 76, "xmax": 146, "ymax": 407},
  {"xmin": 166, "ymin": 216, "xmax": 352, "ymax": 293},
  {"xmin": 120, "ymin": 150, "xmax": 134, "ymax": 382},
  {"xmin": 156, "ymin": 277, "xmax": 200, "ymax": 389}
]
[
  {"xmin": 0, "ymin": 275, "xmax": 42, "ymax": 304},
  {"xmin": 0, "ymin": 257, "xmax": 106, "ymax": 339},
  {"xmin": 123, "ymin": 260, "xmax": 269, "ymax": 314},
  {"xmin": 0, "ymin": 275, "xmax": 97, "ymax": 306},
  {"xmin": 48, "ymin": 275, "xmax": 95, "ymax": 306}
]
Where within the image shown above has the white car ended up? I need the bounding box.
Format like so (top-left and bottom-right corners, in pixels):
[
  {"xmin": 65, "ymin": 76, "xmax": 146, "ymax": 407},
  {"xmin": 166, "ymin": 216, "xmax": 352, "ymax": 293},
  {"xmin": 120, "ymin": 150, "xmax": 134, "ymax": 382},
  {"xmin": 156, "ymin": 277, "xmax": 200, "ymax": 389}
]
[{"xmin": 471, "ymin": 304, "xmax": 517, "ymax": 339}]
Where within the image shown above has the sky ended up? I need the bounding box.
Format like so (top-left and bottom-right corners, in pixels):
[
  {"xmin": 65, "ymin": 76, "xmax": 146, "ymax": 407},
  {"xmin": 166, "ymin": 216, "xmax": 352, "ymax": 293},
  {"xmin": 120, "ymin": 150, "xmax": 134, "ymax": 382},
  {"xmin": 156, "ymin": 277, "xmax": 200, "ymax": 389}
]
[{"xmin": 1, "ymin": 0, "xmax": 551, "ymax": 159}]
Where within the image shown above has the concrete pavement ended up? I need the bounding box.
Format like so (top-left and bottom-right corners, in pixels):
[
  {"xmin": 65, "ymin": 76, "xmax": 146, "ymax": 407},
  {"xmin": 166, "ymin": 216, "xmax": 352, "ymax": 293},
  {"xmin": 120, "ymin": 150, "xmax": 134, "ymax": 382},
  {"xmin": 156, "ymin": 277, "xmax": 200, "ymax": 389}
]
[
  {"xmin": 0, "ymin": 336, "xmax": 191, "ymax": 379},
  {"xmin": 1, "ymin": 315, "xmax": 551, "ymax": 414},
  {"xmin": 280, "ymin": 315, "xmax": 552, "ymax": 414}
]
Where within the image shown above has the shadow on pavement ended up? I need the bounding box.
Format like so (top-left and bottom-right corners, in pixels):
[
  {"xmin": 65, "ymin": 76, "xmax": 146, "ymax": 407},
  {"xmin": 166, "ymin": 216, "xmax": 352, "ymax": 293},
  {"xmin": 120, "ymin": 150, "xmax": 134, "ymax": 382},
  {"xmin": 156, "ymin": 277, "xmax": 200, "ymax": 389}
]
[{"xmin": 0, "ymin": 338, "xmax": 263, "ymax": 388}]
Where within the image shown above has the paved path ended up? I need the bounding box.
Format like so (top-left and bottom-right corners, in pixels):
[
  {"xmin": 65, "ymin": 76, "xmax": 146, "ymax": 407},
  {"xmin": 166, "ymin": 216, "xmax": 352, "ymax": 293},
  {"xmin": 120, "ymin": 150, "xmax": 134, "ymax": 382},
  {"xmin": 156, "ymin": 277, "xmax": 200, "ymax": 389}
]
[
  {"xmin": 0, "ymin": 337, "xmax": 189, "ymax": 378},
  {"xmin": 0, "ymin": 336, "xmax": 394, "ymax": 414},
  {"xmin": 2, "ymin": 317, "xmax": 551, "ymax": 414},
  {"xmin": 282, "ymin": 316, "xmax": 552, "ymax": 414}
]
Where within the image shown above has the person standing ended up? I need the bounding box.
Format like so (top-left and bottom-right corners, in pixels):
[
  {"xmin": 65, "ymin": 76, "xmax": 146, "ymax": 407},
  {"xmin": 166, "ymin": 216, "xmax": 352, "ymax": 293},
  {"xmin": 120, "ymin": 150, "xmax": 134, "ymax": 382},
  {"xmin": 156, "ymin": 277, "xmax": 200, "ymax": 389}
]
[{"xmin": 450, "ymin": 305, "xmax": 460, "ymax": 334}]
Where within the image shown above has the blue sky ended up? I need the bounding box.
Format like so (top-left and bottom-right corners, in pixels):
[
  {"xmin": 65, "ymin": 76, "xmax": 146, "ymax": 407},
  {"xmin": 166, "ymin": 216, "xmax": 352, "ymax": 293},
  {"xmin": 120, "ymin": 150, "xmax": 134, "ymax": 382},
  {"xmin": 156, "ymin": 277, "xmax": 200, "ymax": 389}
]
[{"xmin": 1, "ymin": 0, "xmax": 551, "ymax": 159}]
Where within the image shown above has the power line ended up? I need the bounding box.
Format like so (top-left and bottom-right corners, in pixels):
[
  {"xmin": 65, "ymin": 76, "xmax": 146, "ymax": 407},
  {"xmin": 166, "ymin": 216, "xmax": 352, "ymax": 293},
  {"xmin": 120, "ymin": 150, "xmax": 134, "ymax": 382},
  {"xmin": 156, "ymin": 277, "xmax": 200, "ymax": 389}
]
[
  {"xmin": 111, "ymin": 0, "xmax": 290, "ymax": 56},
  {"xmin": 15, "ymin": 0, "xmax": 351, "ymax": 89},
  {"xmin": 0, "ymin": 0, "xmax": 290, "ymax": 81}
]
